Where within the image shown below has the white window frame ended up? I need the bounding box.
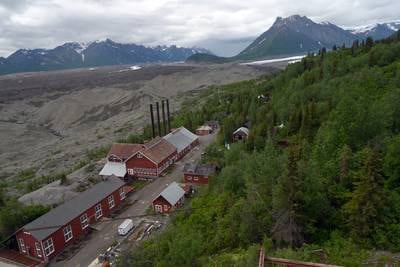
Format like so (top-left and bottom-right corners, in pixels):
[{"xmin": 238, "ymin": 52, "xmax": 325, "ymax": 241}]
[
  {"xmin": 163, "ymin": 205, "xmax": 169, "ymax": 211},
  {"xmin": 43, "ymin": 238, "xmax": 54, "ymax": 256},
  {"xmin": 137, "ymin": 153, "xmax": 143, "ymax": 158},
  {"xmin": 119, "ymin": 188, "xmax": 126, "ymax": 200},
  {"xmin": 194, "ymin": 176, "xmax": 199, "ymax": 181},
  {"xmin": 155, "ymin": 204, "xmax": 162, "ymax": 213},
  {"xmin": 95, "ymin": 203, "xmax": 103, "ymax": 220},
  {"xmin": 80, "ymin": 213, "xmax": 89, "ymax": 229},
  {"xmin": 35, "ymin": 242, "xmax": 42, "ymax": 258},
  {"xmin": 63, "ymin": 225, "xmax": 73, "ymax": 242},
  {"xmin": 19, "ymin": 238, "xmax": 26, "ymax": 253},
  {"xmin": 108, "ymin": 195, "xmax": 115, "ymax": 209},
  {"xmin": 186, "ymin": 176, "xmax": 192, "ymax": 180}
]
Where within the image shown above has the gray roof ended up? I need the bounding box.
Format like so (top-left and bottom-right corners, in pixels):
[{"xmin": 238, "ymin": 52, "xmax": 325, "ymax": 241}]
[
  {"xmin": 163, "ymin": 127, "xmax": 198, "ymax": 153},
  {"xmin": 183, "ymin": 163, "xmax": 216, "ymax": 176},
  {"xmin": 233, "ymin": 127, "xmax": 249, "ymax": 136},
  {"xmin": 99, "ymin": 161, "xmax": 126, "ymax": 177},
  {"xmin": 23, "ymin": 175, "xmax": 125, "ymax": 241},
  {"xmin": 158, "ymin": 182, "xmax": 185, "ymax": 206}
]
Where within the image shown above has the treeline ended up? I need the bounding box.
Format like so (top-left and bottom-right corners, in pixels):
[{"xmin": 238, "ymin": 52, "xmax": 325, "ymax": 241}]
[{"xmin": 126, "ymin": 32, "xmax": 400, "ymax": 266}]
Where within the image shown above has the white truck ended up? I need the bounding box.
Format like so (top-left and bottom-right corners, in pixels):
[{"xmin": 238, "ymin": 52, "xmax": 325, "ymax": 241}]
[{"xmin": 118, "ymin": 219, "xmax": 134, "ymax": 236}]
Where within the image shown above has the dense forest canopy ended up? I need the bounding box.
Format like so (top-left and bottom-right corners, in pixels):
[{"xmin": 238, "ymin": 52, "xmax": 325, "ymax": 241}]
[{"xmin": 121, "ymin": 33, "xmax": 400, "ymax": 266}]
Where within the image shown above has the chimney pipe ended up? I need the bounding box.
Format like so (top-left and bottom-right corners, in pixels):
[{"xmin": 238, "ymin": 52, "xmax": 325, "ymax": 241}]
[
  {"xmin": 150, "ymin": 104, "xmax": 155, "ymax": 138},
  {"xmin": 166, "ymin": 99, "xmax": 171, "ymax": 133},
  {"xmin": 161, "ymin": 100, "xmax": 167, "ymax": 135},
  {"xmin": 156, "ymin": 102, "xmax": 161, "ymax": 136}
]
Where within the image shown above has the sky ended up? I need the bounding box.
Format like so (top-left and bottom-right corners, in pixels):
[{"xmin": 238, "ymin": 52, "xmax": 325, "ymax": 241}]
[{"xmin": 0, "ymin": 0, "xmax": 399, "ymax": 57}]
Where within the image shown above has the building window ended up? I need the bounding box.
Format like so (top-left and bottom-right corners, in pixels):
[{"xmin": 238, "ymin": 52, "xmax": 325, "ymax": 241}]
[
  {"xmin": 108, "ymin": 195, "xmax": 115, "ymax": 209},
  {"xmin": 119, "ymin": 188, "xmax": 126, "ymax": 200},
  {"xmin": 80, "ymin": 213, "xmax": 89, "ymax": 229},
  {"xmin": 194, "ymin": 176, "xmax": 199, "ymax": 181},
  {"xmin": 163, "ymin": 205, "xmax": 169, "ymax": 211},
  {"xmin": 19, "ymin": 238, "xmax": 26, "ymax": 253},
  {"xmin": 95, "ymin": 204, "xmax": 103, "ymax": 219},
  {"xmin": 186, "ymin": 176, "xmax": 192, "ymax": 180},
  {"xmin": 137, "ymin": 153, "xmax": 143, "ymax": 158},
  {"xmin": 63, "ymin": 225, "xmax": 73, "ymax": 242},
  {"xmin": 35, "ymin": 242, "xmax": 42, "ymax": 257},
  {"xmin": 155, "ymin": 204, "xmax": 162, "ymax": 213},
  {"xmin": 43, "ymin": 238, "xmax": 54, "ymax": 256}
]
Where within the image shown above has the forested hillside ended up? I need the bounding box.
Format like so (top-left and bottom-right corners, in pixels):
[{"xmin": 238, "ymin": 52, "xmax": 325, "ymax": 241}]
[{"xmin": 122, "ymin": 32, "xmax": 400, "ymax": 266}]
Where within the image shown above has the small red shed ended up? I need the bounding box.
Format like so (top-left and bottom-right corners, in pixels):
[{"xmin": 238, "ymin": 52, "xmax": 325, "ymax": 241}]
[
  {"xmin": 196, "ymin": 125, "xmax": 213, "ymax": 136},
  {"xmin": 15, "ymin": 176, "xmax": 126, "ymax": 264},
  {"xmin": 183, "ymin": 163, "xmax": 216, "ymax": 184},
  {"xmin": 232, "ymin": 127, "xmax": 249, "ymax": 142},
  {"xmin": 153, "ymin": 182, "xmax": 185, "ymax": 213}
]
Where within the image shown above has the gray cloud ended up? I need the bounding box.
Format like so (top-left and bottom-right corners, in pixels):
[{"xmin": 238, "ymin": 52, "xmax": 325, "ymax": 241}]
[{"xmin": 0, "ymin": 0, "xmax": 399, "ymax": 57}]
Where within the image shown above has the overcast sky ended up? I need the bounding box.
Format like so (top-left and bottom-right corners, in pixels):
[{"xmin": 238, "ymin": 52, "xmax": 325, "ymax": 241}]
[{"xmin": 0, "ymin": 0, "xmax": 399, "ymax": 57}]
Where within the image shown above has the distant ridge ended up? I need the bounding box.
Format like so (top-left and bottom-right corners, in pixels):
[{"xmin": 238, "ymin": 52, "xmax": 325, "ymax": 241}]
[
  {"xmin": 0, "ymin": 39, "xmax": 212, "ymax": 75},
  {"xmin": 188, "ymin": 15, "xmax": 400, "ymax": 63}
]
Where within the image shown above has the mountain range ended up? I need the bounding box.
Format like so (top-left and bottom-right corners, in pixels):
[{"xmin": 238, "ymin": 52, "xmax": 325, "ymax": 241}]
[
  {"xmin": 0, "ymin": 39, "xmax": 211, "ymax": 75},
  {"xmin": 188, "ymin": 15, "xmax": 400, "ymax": 63}
]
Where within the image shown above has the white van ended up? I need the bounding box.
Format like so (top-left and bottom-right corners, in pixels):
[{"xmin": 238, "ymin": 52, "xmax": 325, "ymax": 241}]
[{"xmin": 118, "ymin": 219, "xmax": 134, "ymax": 236}]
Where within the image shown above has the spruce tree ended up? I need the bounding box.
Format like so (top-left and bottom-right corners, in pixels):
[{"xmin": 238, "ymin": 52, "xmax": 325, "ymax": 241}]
[{"xmin": 344, "ymin": 148, "xmax": 385, "ymax": 241}]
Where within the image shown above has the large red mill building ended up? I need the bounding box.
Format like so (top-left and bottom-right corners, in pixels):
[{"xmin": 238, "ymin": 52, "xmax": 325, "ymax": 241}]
[
  {"xmin": 125, "ymin": 136, "xmax": 177, "ymax": 178},
  {"xmin": 15, "ymin": 176, "xmax": 125, "ymax": 263},
  {"xmin": 100, "ymin": 127, "xmax": 198, "ymax": 179}
]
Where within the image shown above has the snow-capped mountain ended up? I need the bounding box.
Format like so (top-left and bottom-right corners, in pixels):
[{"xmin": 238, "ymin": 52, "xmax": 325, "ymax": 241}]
[
  {"xmin": 349, "ymin": 21, "xmax": 400, "ymax": 40},
  {"xmin": 0, "ymin": 39, "xmax": 212, "ymax": 75},
  {"xmin": 237, "ymin": 15, "xmax": 358, "ymax": 60}
]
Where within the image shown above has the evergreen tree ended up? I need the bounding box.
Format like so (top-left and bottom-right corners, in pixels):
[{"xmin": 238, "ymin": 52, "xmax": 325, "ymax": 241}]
[
  {"xmin": 344, "ymin": 148, "xmax": 385, "ymax": 241},
  {"xmin": 272, "ymin": 144, "xmax": 304, "ymax": 247}
]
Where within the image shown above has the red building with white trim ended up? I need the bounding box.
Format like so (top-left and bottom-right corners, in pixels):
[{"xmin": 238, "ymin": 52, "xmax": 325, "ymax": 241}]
[
  {"xmin": 126, "ymin": 137, "xmax": 177, "ymax": 179},
  {"xmin": 153, "ymin": 182, "xmax": 185, "ymax": 213},
  {"xmin": 15, "ymin": 176, "xmax": 126, "ymax": 264},
  {"xmin": 183, "ymin": 163, "xmax": 216, "ymax": 184}
]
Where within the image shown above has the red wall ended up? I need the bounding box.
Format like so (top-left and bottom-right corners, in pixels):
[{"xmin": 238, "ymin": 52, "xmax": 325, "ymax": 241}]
[
  {"xmin": 17, "ymin": 187, "xmax": 124, "ymax": 262},
  {"xmin": 153, "ymin": 195, "xmax": 184, "ymax": 214},
  {"xmin": 15, "ymin": 230, "xmax": 44, "ymax": 260},
  {"xmin": 184, "ymin": 173, "xmax": 209, "ymax": 184},
  {"xmin": 126, "ymin": 151, "xmax": 177, "ymax": 178}
]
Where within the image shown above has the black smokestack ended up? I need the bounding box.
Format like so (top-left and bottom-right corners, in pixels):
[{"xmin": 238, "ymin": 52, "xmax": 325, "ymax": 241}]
[
  {"xmin": 162, "ymin": 100, "xmax": 167, "ymax": 135},
  {"xmin": 166, "ymin": 99, "xmax": 171, "ymax": 133},
  {"xmin": 156, "ymin": 101, "xmax": 161, "ymax": 136},
  {"xmin": 150, "ymin": 104, "xmax": 155, "ymax": 138}
]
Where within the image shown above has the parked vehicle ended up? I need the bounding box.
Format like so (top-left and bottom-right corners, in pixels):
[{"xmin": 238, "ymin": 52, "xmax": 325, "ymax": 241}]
[{"xmin": 118, "ymin": 219, "xmax": 134, "ymax": 235}]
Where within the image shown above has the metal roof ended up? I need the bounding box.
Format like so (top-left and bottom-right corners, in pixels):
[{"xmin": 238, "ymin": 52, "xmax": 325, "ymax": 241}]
[
  {"xmin": 107, "ymin": 143, "xmax": 142, "ymax": 161},
  {"xmin": 22, "ymin": 176, "xmax": 125, "ymax": 241},
  {"xmin": 141, "ymin": 136, "xmax": 177, "ymax": 164},
  {"xmin": 163, "ymin": 127, "xmax": 198, "ymax": 153},
  {"xmin": 183, "ymin": 163, "xmax": 216, "ymax": 176},
  {"xmin": 196, "ymin": 125, "xmax": 212, "ymax": 131},
  {"xmin": 99, "ymin": 161, "xmax": 126, "ymax": 177},
  {"xmin": 158, "ymin": 182, "xmax": 185, "ymax": 206},
  {"xmin": 233, "ymin": 127, "xmax": 249, "ymax": 136}
]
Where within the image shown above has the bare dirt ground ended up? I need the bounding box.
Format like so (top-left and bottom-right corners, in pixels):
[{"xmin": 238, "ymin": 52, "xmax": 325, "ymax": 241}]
[{"xmin": 0, "ymin": 62, "xmax": 280, "ymax": 201}]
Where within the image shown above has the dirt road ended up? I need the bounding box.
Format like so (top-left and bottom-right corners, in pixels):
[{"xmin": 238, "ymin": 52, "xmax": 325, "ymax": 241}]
[{"xmin": 53, "ymin": 131, "xmax": 217, "ymax": 267}]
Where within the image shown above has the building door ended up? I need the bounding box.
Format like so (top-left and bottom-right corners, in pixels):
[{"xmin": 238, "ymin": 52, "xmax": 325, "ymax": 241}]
[{"xmin": 154, "ymin": 204, "xmax": 162, "ymax": 213}]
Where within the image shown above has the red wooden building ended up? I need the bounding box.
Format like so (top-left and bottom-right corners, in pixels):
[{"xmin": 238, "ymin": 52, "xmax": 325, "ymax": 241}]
[
  {"xmin": 232, "ymin": 127, "xmax": 249, "ymax": 142},
  {"xmin": 99, "ymin": 143, "xmax": 143, "ymax": 179},
  {"xmin": 183, "ymin": 163, "xmax": 216, "ymax": 184},
  {"xmin": 15, "ymin": 176, "xmax": 126, "ymax": 264},
  {"xmin": 196, "ymin": 125, "xmax": 213, "ymax": 136},
  {"xmin": 163, "ymin": 127, "xmax": 199, "ymax": 160},
  {"xmin": 125, "ymin": 137, "xmax": 177, "ymax": 179},
  {"xmin": 153, "ymin": 182, "xmax": 185, "ymax": 213}
]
